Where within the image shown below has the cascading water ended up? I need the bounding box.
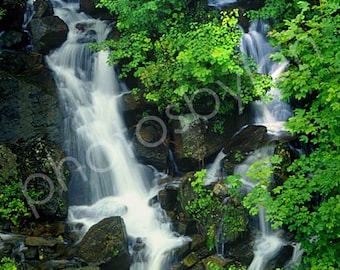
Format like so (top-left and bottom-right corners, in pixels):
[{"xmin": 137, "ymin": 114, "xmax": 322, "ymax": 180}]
[
  {"xmin": 237, "ymin": 20, "xmax": 294, "ymax": 270},
  {"xmin": 205, "ymin": 149, "xmax": 226, "ymax": 185},
  {"xmin": 240, "ymin": 20, "xmax": 292, "ymax": 134},
  {"xmin": 45, "ymin": 1, "xmax": 189, "ymax": 269},
  {"xmin": 234, "ymin": 146, "xmax": 285, "ymax": 270}
]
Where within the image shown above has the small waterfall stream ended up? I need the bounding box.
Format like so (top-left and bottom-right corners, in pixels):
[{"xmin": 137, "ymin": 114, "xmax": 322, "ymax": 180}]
[
  {"xmin": 46, "ymin": 1, "xmax": 189, "ymax": 269},
  {"xmin": 240, "ymin": 20, "xmax": 292, "ymax": 134},
  {"xmin": 238, "ymin": 20, "xmax": 293, "ymax": 270}
]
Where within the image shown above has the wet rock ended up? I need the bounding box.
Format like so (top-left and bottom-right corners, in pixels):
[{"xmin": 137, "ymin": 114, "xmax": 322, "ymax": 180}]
[
  {"xmin": 25, "ymin": 236, "xmax": 57, "ymax": 247},
  {"xmin": 171, "ymin": 108, "xmax": 250, "ymax": 171},
  {"xmin": 223, "ymin": 125, "xmax": 267, "ymax": 154},
  {"xmin": 33, "ymin": 0, "xmax": 54, "ymax": 19},
  {"xmin": 0, "ymin": 144, "xmax": 17, "ymax": 175},
  {"xmin": 132, "ymin": 115, "xmax": 168, "ymax": 170},
  {"xmin": 0, "ymin": 30, "xmax": 30, "ymax": 50},
  {"xmin": 223, "ymin": 125, "xmax": 267, "ymax": 174},
  {"xmin": 79, "ymin": 0, "xmax": 111, "ymax": 20},
  {"xmin": 180, "ymin": 247, "xmax": 210, "ymax": 268},
  {"xmin": 158, "ymin": 186, "xmax": 178, "ymax": 211},
  {"xmin": 7, "ymin": 138, "xmax": 69, "ymax": 220},
  {"xmin": 77, "ymin": 217, "xmax": 130, "ymax": 269},
  {"xmin": 0, "ymin": 51, "xmax": 62, "ymax": 144},
  {"xmin": 201, "ymin": 254, "xmax": 232, "ymax": 268},
  {"xmin": 29, "ymin": 16, "xmax": 68, "ymax": 54}
]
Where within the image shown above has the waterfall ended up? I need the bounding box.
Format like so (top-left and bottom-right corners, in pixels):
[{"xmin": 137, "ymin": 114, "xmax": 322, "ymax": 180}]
[
  {"xmin": 45, "ymin": 1, "xmax": 189, "ymax": 269},
  {"xmin": 237, "ymin": 20, "xmax": 294, "ymax": 270},
  {"xmin": 240, "ymin": 20, "xmax": 292, "ymax": 134},
  {"xmin": 233, "ymin": 146, "xmax": 285, "ymax": 270},
  {"xmin": 205, "ymin": 149, "xmax": 226, "ymax": 185}
]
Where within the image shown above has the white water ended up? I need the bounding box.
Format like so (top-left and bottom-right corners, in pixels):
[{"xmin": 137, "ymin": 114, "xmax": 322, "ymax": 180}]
[
  {"xmin": 238, "ymin": 20, "xmax": 295, "ymax": 269},
  {"xmin": 46, "ymin": 2, "xmax": 189, "ymax": 269},
  {"xmin": 205, "ymin": 150, "xmax": 226, "ymax": 185},
  {"xmin": 233, "ymin": 146, "xmax": 285, "ymax": 270},
  {"xmin": 240, "ymin": 20, "xmax": 292, "ymax": 134}
]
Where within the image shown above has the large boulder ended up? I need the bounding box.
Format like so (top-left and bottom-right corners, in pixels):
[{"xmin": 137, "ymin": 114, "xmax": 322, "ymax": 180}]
[
  {"xmin": 132, "ymin": 116, "xmax": 168, "ymax": 170},
  {"xmin": 29, "ymin": 16, "xmax": 68, "ymax": 54},
  {"xmin": 223, "ymin": 125, "xmax": 267, "ymax": 174},
  {"xmin": 79, "ymin": 0, "xmax": 112, "ymax": 20},
  {"xmin": 0, "ymin": 51, "xmax": 62, "ymax": 143},
  {"xmin": 77, "ymin": 217, "xmax": 131, "ymax": 270}
]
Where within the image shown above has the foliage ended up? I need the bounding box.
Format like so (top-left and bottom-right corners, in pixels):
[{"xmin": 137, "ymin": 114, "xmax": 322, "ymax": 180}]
[
  {"xmin": 0, "ymin": 257, "xmax": 17, "ymax": 270},
  {"xmin": 185, "ymin": 170, "xmax": 248, "ymax": 252},
  {"xmin": 0, "ymin": 170, "xmax": 31, "ymax": 226},
  {"xmin": 94, "ymin": 0, "xmax": 271, "ymax": 116},
  {"xmin": 246, "ymin": 0, "xmax": 315, "ymax": 28},
  {"xmin": 0, "ymin": 8, "xmax": 5, "ymax": 18},
  {"xmin": 241, "ymin": 1, "xmax": 340, "ymax": 268},
  {"xmin": 185, "ymin": 169, "xmax": 223, "ymax": 227},
  {"xmin": 207, "ymin": 261, "xmax": 224, "ymax": 270},
  {"xmin": 207, "ymin": 261, "xmax": 247, "ymax": 270}
]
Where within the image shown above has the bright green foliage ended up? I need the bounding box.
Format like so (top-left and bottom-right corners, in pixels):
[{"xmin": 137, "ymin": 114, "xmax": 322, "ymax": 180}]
[
  {"xmin": 186, "ymin": 170, "xmax": 248, "ymax": 251},
  {"xmin": 185, "ymin": 170, "xmax": 223, "ymax": 228},
  {"xmin": 94, "ymin": 0, "xmax": 271, "ymax": 115},
  {"xmin": 0, "ymin": 257, "xmax": 17, "ymax": 270},
  {"xmin": 243, "ymin": 1, "xmax": 340, "ymax": 268},
  {"xmin": 0, "ymin": 171, "xmax": 31, "ymax": 227},
  {"xmin": 0, "ymin": 8, "xmax": 5, "ymax": 18}
]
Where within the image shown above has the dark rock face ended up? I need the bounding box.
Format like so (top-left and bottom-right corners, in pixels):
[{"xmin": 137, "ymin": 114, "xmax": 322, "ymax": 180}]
[
  {"xmin": 29, "ymin": 16, "xmax": 68, "ymax": 54},
  {"xmin": 0, "ymin": 139, "xmax": 69, "ymax": 220},
  {"xmin": 33, "ymin": 0, "xmax": 54, "ymax": 19},
  {"xmin": 132, "ymin": 119, "xmax": 168, "ymax": 170},
  {"xmin": 0, "ymin": 0, "xmax": 26, "ymax": 31},
  {"xmin": 0, "ymin": 30, "xmax": 30, "ymax": 50},
  {"xmin": 169, "ymin": 105, "xmax": 252, "ymax": 171},
  {"xmin": 79, "ymin": 0, "xmax": 112, "ymax": 20},
  {"xmin": 223, "ymin": 125, "xmax": 267, "ymax": 174},
  {"xmin": 78, "ymin": 217, "xmax": 131, "ymax": 269},
  {"xmin": 223, "ymin": 125, "xmax": 267, "ymax": 154},
  {"xmin": 0, "ymin": 51, "xmax": 62, "ymax": 143}
]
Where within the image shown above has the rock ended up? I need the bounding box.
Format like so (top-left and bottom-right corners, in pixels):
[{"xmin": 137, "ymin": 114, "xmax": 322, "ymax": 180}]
[
  {"xmin": 158, "ymin": 187, "xmax": 178, "ymax": 211},
  {"xmin": 223, "ymin": 125, "xmax": 267, "ymax": 174},
  {"xmin": 29, "ymin": 16, "xmax": 68, "ymax": 54},
  {"xmin": 25, "ymin": 236, "xmax": 57, "ymax": 247},
  {"xmin": 79, "ymin": 0, "xmax": 112, "ymax": 20},
  {"xmin": 181, "ymin": 251, "xmax": 200, "ymax": 267},
  {"xmin": 171, "ymin": 108, "xmax": 251, "ymax": 171},
  {"xmin": 201, "ymin": 254, "xmax": 232, "ymax": 268},
  {"xmin": 212, "ymin": 182, "xmax": 228, "ymax": 197},
  {"xmin": 77, "ymin": 217, "xmax": 130, "ymax": 269},
  {"xmin": 132, "ymin": 115, "xmax": 168, "ymax": 170},
  {"xmin": 0, "ymin": 51, "xmax": 62, "ymax": 143},
  {"xmin": 223, "ymin": 125, "xmax": 267, "ymax": 154},
  {"xmin": 0, "ymin": 30, "xmax": 30, "ymax": 50},
  {"xmin": 180, "ymin": 247, "xmax": 210, "ymax": 268},
  {"xmin": 33, "ymin": 0, "xmax": 54, "ymax": 19},
  {"xmin": 0, "ymin": 144, "xmax": 17, "ymax": 175},
  {"xmin": 8, "ymin": 138, "xmax": 69, "ymax": 220}
]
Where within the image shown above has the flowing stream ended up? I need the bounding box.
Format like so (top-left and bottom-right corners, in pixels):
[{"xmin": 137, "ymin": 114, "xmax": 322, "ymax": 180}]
[
  {"xmin": 45, "ymin": 1, "xmax": 189, "ymax": 269},
  {"xmin": 238, "ymin": 20, "xmax": 293, "ymax": 270}
]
